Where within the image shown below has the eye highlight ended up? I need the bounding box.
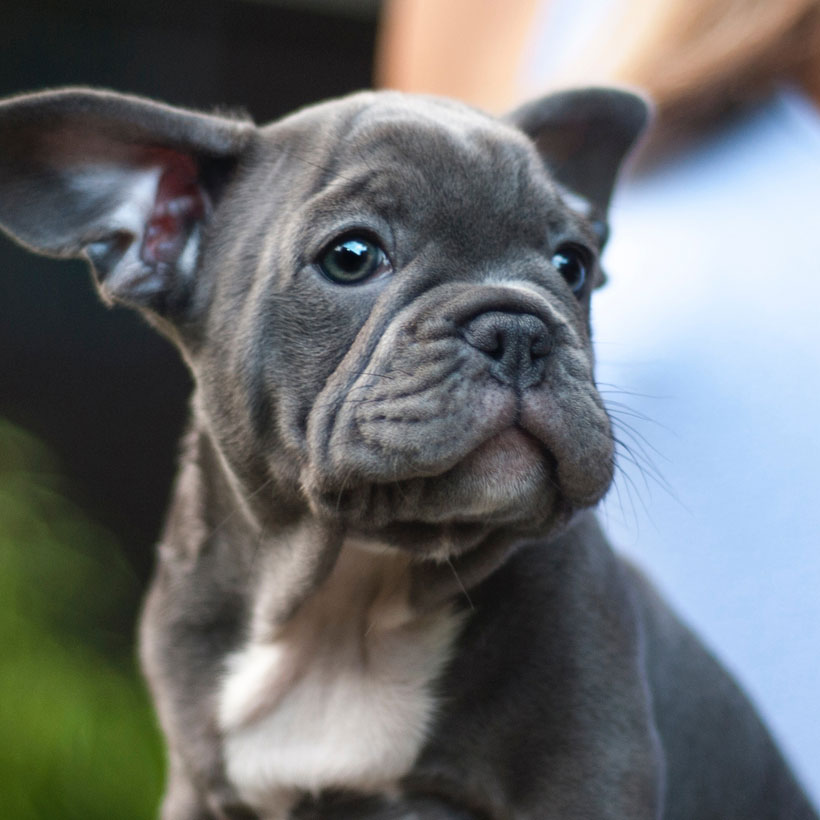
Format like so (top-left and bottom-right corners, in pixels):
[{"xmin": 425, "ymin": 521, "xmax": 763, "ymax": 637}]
[
  {"xmin": 551, "ymin": 244, "xmax": 591, "ymax": 294},
  {"xmin": 317, "ymin": 235, "xmax": 392, "ymax": 285}
]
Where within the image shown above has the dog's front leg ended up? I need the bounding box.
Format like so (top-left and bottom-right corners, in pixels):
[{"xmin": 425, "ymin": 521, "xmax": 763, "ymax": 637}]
[
  {"xmin": 161, "ymin": 753, "xmax": 259, "ymax": 820},
  {"xmin": 142, "ymin": 449, "xmax": 348, "ymax": 820},
  {"xmin": 143, "ymin": 575, "xmax": 257, "ymax": 820}
]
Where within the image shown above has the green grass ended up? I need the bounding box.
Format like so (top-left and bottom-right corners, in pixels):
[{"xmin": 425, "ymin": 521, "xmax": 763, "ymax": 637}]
[{"xmin": 0, "ymin": 421, "xmax": 164, "ymax": 819}]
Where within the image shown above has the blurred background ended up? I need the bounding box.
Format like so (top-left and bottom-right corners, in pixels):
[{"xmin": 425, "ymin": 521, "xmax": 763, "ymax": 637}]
[
  {"xmin": 1, "ymin": 0, "xmax": 818, "ymax": 816},
  {"xmin": 0, "ymin": 1, "xmax": 379, "ymax": 816},
  {"xmin": 377, "ymin": 0, "xmax": 820, "ymax": 808}
]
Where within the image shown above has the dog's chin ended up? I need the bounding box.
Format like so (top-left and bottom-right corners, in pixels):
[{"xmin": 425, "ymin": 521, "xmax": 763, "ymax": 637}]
[
  {"xmin": 441, "ymin": 427, "xmax": 552, "ymax": 515},
  {"xmin": 307, "ymin": 428, "xmax": 571, "ymax": 557}
]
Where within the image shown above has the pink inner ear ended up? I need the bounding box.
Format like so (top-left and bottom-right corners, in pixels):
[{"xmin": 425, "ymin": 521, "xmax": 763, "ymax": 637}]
[{"xmin": 140, "ymin": 156, "xmax": 206, "ymax": 268}]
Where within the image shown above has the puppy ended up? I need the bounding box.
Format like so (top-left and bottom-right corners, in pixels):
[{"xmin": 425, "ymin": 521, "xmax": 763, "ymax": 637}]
[{"xmin": 0, "ymin": 86, "xmax": 815, "ymax": 820}]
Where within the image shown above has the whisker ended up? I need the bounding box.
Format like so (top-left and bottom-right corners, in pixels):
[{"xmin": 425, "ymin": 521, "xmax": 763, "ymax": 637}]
[
  {"xmin": 609, "ymin": 413, "xmax": 669, "ymax": 466},
  {"xmin": 613, "ymin": 437, "xmax": 657, "ymax": 498},
  {"xmin": 605, "ymin": 400, "xmax": 678, "ymax": 438},
  {"xmin": 272, "ymin": 145, "xmax": 357, "ymax": 185},
  {"xmin": 335, "ymin": 468, "xmax": 354, "ymax": 515},
  {"xmin": 596, "ymin": 382, "xmax": 670, "ymax": 401},
  {"xmin": 207, "ymin": 474, "xmax": 276, "ymax": 540},
  {"xmin": 446, "ymin": 558, "xmax": 475, "ymax": 612},
  {"xmin": 612, "ymin": 431, "xmax": 677, "ymax": 499},
  {"xmin": 605, "ymin": 460, "xmax": 641, "ymax": 534}
]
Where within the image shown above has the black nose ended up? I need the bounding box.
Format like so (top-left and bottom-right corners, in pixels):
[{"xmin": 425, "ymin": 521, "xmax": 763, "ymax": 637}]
[{"xmin": 461, "ymin": 311, "xmax": 552, "ymax": 388}]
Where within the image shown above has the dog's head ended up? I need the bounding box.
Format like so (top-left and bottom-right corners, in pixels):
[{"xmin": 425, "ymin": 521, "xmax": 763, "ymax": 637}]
[{"xmin": 0, "ymin": 87, "xmax": 648, "ymax": 558}]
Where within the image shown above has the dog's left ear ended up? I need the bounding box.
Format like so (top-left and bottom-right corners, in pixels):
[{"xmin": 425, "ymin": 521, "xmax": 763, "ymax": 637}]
[
  {"xmin": 507, "ymin": 87, "xmax": 651, "ymax": 227},
  {"xmin": 0, "ymin": 87, "xmax": 254, "ymax": 315}
]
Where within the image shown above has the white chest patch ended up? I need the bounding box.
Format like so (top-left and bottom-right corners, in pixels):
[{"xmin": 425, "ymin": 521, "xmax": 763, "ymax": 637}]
[{"xmin": 218, "ymin": 545, "xmax": 464, "ymax": 818}]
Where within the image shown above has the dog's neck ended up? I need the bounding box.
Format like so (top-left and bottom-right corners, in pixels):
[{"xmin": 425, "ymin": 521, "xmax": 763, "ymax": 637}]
[
  {"xmin": 167, "ymin": 421, "xmax": 534, "ymax": 624},
  {"xmin": 205, "ymin": 473, "xmax": 466, "ymax": 817},
  {"xmin": 221, "ymin": 537, "xmax": 422, "ymax": 723}
]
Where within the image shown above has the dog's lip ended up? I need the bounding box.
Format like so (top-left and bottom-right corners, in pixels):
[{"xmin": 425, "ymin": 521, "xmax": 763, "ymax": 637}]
[{"xmin": 460, "ymin": 426, "xmax": 548, "ymax": 479}]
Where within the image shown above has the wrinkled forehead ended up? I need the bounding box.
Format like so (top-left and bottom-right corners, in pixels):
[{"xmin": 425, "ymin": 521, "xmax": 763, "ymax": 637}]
[
  {"xmin": 346, "ymin": 95, "xmax": 532, "ymax": 163},
  {"xmin": 341, "ymin": 96, "xmax": 553, "ymax": 203},
  {"xmin": 274, "ymin": 93, "xmax": 571, "ymax": 247}
]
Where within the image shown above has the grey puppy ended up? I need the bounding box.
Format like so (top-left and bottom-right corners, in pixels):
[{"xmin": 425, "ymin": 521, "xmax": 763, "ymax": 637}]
[{"xmin": 0, "ymin": 86, "xmax": 815, "ymax": 820}]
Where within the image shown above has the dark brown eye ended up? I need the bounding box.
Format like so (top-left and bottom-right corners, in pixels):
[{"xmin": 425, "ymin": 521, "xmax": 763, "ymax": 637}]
[
  {"xmin": 551, "ymin": 244, "xmax": 590, "ymax": 294},
  {"xmin": 318, "ymin": 236, "xmax": 391, "ymax": 285}
]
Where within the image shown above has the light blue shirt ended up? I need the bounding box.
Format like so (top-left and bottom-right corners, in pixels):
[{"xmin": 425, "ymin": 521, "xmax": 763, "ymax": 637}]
[{"xmin": 594, "ymin": 88, "xmax": 820, "ymax": 801}]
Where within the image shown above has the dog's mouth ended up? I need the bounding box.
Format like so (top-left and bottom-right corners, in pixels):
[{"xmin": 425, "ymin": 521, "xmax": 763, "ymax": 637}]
[
  {"xmin": 301, "ymin": 371, "xmax": 614, "ymax": 543},
  {"xmin": 459, "ymin": 426, "xmax": 548, "ymax": 483},
  {"xmin": 306, "ymin": 421, "xmax": 564, "ymax": 540},
  {"xmin": 301, "ymin": 286, "xmax": 615, "ymax": 548},
  {"xmin": 329, "ymin": 430, "xmax": 569, "ymax": 559}
]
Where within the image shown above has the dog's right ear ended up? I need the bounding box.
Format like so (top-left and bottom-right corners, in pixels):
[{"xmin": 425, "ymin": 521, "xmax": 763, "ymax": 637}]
[{"xmin": 0, "ymin": 87, "xmax": 254, "ymax": 316}]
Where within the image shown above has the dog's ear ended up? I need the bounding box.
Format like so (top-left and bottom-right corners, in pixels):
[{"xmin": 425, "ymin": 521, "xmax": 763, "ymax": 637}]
[
  {"xmin": 0, "ymin": 87, "xmax": 254, "ymax": 315},
  {"xmin": 507, "ymin": 87, "xmax": 650, "ymax": 225}
]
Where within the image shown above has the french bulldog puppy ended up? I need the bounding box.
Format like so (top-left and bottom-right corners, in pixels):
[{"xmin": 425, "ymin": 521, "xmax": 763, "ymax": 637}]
[{"xmin": 0, "ymin": 85, "xmax": 815, "ymax": 820}]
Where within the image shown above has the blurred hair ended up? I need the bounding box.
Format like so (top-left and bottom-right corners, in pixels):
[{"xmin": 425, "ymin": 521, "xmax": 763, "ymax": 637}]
[
  {"xmin": 376, "ymin": 0, "xmax": 540, "ymax": 112},
  {"xmin": 575, "ymin": 0, "xmax": 820, "ymax": 135},
  {"xmin": 376, "ymin": 0, "xmax": 820, "ymax": 139}
]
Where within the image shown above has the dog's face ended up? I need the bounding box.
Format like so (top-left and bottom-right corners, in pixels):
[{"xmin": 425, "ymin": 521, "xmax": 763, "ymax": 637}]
[{"xmin": 0, "ymin": 87, "xmax": 648, "ymax": 558}]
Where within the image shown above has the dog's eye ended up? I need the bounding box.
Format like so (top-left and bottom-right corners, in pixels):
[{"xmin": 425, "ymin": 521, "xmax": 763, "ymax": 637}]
[
  {"xmin": 318, "ymin": 236, "xmax": 391, "ymax": 285},
  {"xmin": 551, "ymin": 244, "xmax": 590, "ymax": 294}
]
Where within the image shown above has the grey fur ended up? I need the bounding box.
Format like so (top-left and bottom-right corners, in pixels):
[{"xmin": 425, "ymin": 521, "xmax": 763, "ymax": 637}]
[{"xmin": 0, "ymin": 86, "xmax": 815, "ymax": 820}]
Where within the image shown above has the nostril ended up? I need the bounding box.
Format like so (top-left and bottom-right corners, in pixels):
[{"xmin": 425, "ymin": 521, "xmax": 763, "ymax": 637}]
[
  {"xmin": 463, "ymin": 314, "xmax": 508, "ymax": 359},
  {"xmin": 487, "ymin": 330, "xmax": 505, "ymax": 360},
  {"xmin": 463, "ymin": 312, "xmax": 550, "ymax": 358},
  {"xmin": 461, "ymin": 310, "xmax": 552, "ymax": 387},
  {"xmin": 529, "ymin": 326, "xmax": 552, "ymax": 360}
]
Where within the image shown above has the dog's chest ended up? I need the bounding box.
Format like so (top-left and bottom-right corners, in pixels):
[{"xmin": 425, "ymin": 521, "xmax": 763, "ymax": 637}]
[{"xmin": 218, "ymin": 546, "xmax": 464, "ymax": 817}]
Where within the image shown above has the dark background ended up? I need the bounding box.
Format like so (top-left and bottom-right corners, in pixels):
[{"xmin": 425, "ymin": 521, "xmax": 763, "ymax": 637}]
[
  {"xmin": 0, "ymin": 5, "xmax": 381, "ymax": 814},
  {"xmin": 0, "ymin": 0, "xmax": 380, "ymax": 588}
]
